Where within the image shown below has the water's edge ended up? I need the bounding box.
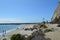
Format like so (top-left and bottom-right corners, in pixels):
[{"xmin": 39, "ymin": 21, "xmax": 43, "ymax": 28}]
[{"xmin": 0, "ymin": 25, "xmax": 22, "ymax": 36}]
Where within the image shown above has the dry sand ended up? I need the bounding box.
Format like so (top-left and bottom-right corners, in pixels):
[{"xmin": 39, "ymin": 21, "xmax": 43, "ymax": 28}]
[{"xmin": 45, "ymin": 24, "xmax": 60, "ymax": 40}]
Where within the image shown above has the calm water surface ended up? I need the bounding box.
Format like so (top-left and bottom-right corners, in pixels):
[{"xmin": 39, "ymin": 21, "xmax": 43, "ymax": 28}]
[{"xmin": 0, "ymin": 25, "xmax": 21, "ymax": 33}]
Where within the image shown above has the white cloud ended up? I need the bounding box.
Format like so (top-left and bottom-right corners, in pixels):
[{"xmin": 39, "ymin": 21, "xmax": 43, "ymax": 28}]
[
  {"xmin": 0, "ymin": 19, "xmax": 21, "ymax": 23},
  {"xmin": 0, "ymin": 18, "xmax": 39, "ymax": 23}
]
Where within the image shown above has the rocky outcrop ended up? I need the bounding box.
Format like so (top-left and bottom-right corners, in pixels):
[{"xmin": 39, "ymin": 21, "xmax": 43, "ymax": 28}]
[
  {"xmin": 52, "ymin": 2, "xmax": 60, "ymax": 23},
  {"xmin": 51, "ymin": 16, "xmax": 60, "ymax": 24},
  {"xmin": 27, "ymin": 30, "xmax": 46, "ymax": 40},
  {"xmin": 27, "ymin": 28, "xmax": 51, "ymax": 40},
  {"xmin": 27, "ymin": 24, "xmax": 52, "ymax": 40}
]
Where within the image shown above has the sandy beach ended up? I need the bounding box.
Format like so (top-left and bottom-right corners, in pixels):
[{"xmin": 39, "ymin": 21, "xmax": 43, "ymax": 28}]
[
  {"xmin": 0, "ymin": 24, "xmax": 35, "ymax": 40},
  {"xmin": 45, "ymin": 24, "xmax": 60, "ymax": 40},
  {"xmin": 0, "ymin": 24, "xmax": 60, "ymax": 40}
]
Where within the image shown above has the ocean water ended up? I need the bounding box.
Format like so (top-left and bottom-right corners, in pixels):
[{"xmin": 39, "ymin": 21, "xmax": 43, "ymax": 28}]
[{"xmin": 0, "ymin": 25, "xmax": 21, "ymax": 33}]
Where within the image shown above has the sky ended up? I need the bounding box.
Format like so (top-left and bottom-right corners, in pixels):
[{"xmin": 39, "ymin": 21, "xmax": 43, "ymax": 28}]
[{"xmin": 0, "ymin": 0, "xmax": 59, "ymax": 23}]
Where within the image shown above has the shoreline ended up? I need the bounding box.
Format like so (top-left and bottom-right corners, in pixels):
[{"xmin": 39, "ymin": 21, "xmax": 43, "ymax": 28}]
[
  {"xmin": 0, "ymin": 24, "xmax": 35, "ymax": 40},
  {"xmin": 0, "ymin": 25, "xmax": 23, "ymax": 36}
]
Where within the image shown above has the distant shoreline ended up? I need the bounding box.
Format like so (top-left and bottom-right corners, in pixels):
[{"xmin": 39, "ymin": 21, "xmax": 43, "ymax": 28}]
[{"xmin": 0, "ymin": 23, "xmax": 40, "ymax": 25}]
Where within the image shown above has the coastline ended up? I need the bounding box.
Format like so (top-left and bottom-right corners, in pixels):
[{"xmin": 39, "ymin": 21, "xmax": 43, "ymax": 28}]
[
  {"xmin": 2, "ymin": 24, "xmax": 34, "ymax": 40},
  {"xmin": 1, "ymin": 24, "xmax": 60, "ymax": 40},
  {"xmin": 0, "ymin": 25, "xmax": 23, "ymax": 36}
]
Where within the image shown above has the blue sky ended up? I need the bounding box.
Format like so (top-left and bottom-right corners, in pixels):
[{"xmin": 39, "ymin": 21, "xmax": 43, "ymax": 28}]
[{"xmin": 0, "ymin": 0, "xmax": 59, "ymax": 23}]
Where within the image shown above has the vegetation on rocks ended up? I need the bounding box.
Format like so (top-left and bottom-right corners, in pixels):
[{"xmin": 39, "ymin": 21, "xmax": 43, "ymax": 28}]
[
  {"xmin": 10, "ymin": 34, "xmax": 26, "ymax": 40},
  {"xmin": 3, "ymin": 38, "xmax": 7, "ymax": 40}
]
